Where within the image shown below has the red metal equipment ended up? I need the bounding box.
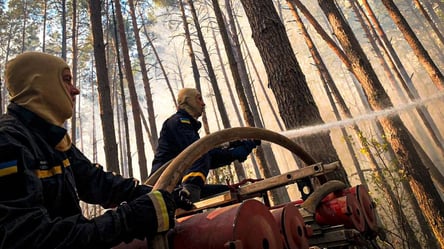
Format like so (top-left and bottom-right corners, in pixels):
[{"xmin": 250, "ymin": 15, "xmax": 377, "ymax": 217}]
[
  {"xmin": 314, "ymin": 193, "xmax": 365, "ymax": 232},
  {"xmin": 342, "ymin": 185, "xmax": 378, "ymax": 235},
  {"xmin": 172, "ymin": 199, "xmax": 283, "ymax": 249},
  {"xmin": 115, "ymin": 127, "xmax": 382, "ymax": 249},
  {"xmin": 270, "ymin": 203, "xmax": 310, "ymax": 249}
]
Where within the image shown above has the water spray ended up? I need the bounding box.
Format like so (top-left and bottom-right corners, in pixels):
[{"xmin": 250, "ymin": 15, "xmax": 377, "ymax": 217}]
[{"xmin": 280, "ymin": 91, "xmax": 444, "ymax": 139}]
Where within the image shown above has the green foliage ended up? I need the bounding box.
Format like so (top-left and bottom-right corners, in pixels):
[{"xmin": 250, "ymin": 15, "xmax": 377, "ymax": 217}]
[{"xmin": 355, "ymin": 132, "xmax": 425, "ymax": 248}]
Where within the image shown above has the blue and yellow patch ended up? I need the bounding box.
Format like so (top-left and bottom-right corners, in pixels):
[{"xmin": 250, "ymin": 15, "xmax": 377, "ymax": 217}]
[
  {"xmin": 180, "ymin": 118, "xmax": 191, "ymax": 124},
  {"xmin": 0, "ymin": 160, "xmax": 18, "ymax": 177}
]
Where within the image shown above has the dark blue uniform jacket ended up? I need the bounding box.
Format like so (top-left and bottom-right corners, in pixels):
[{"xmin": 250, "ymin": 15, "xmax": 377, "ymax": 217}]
[
  {"xmin": 0, "ymin": 103, "xmax": 150, "ymax": 249},
  {"xmin": 151, "ymin": 109, "xmax": 235, "ymax": 187}
]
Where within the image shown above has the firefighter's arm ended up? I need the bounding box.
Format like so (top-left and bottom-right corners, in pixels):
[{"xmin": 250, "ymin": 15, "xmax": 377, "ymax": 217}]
[
  {"xmin": 209, "ymin": 139, "xmax": 261, "ymax": 168},
  {"xmin": 67, "ymin": 145, "xmax": 152, "ymax": 208},
  {"xmin": 0, "ymin": 144, "xmax": 175, "ymax": 249}
]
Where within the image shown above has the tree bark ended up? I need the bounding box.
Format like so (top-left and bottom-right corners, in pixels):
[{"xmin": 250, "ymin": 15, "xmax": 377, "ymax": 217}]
[
  {"xmin": 128, "ymin": 0, "xmax": 158, "ymax": 152},
  {"xmin": 110, "ymin": 2, "xmax": 134, "ymax": 177},
  {"xmin": 239, "ymin": 0, "xmax": 350, "ymax": 189},
  {"xmin": 186, "ymin": 0, "xmax": 231, "ymax": 129},
  {"xmin": 71, "ymin": 0, "xmax": 78, "ymax": 144},
  {"xmin": 139, "ymin": 22, "xmax": 177, "ymax": 108},
  {"xmin": 212, "ymin": 0, "xmax": 292, "ymax": 204},
  {"xmin": 318, "ymin": 1, "xmax": 444, "ymax": 246},
  {"xmin": 381, "ymin": 0, "xmax": 444, "ymax": 90},
  {"xmin": 113, "ymin": 0, "xmax": 148, "ymax": 179},
  {"xmin": 88, "ymin": 0, "xmax": 120, "ymax": 173},
  {"xmin": 178, "ymin": 0, "xmax": 210, "ymax": 135}
]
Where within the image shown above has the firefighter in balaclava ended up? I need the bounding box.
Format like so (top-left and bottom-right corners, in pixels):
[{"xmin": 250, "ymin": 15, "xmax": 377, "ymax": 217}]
[
  {"xmin": 151, "ymin": 88, "xmax": 260, "ymax": 203},
  {"xmin": 0, "ymin": 51, "xmax": 176, "ymax": 249}
]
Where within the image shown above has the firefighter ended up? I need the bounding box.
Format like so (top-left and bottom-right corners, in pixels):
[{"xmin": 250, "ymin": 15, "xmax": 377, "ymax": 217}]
[
  {"xmin": 151, "ymin": 88, "xmax": 260, "ymax": 203},
  {"xmin": 0, "ymin": 52, "xmax": 176, "ymax": 249}
]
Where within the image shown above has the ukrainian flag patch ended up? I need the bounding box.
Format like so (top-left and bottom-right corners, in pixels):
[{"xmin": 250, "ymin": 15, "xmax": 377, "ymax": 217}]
[
  {"xmin": 0, "ymin": 160, "xmax": 18, "ymax": 177},
  {"xmin": 180, "ymin": 118, "xmax": 191, "ymax": 124}
]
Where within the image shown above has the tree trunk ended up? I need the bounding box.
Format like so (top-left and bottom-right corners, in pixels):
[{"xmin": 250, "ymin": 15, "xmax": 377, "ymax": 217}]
[
  {"xmin": 128, "ymin": 0, "xmax": 158, "ymax": 152},
  {"xmin": 88, "ymin": 0, "xmax": 120, "ymax": 173},
  {"xmin": 139, "ymin": 22, "xmax": 177, "ymax": 108},
  {"xmin": 318, "ymin": 1, "xmax": 444, "ymax": 246},
  {"xmin": 381, "ymin": 0, "xmax": 444, "ymax": 90},
  {"xmin": 226, "ymin": 0, "xmax": 290, "ymax": 203},
  {"xmin": 225, "ymin": 0, "xmax": 262, "ymax": 128},
  {"xmin": 61, "ymin": 0, "xmax": 66, "ymax": 60},
  {"xmin": 413, "ymin": 0, "xmax": 444, "ymax": 45},
  {"xmin": 21, "ymin": 1, "xmax": 27, "ymax": 52},
  {"xmin": 113, "ymin": 0, "xmax": 148, "ymax": 179},
  {"xmin": 213, "ymin": 0, "xmax": 291, "ymax": 204},
  {"xmin": 357, "ymin": 0, "xmax": 444, "ymax": 158},
  {"xmin": 287, "ymin": 1, "xmax": 365, "ymax": 185},
  {"xmin": 204, "ymin": 1, "xmax": 244, "ymax": 126},
  {"xmin": 418, "ymin": 0, "xmax": 444, "ymax": 32},
  {"xmin": 71, "ymin": 0, "xmax": 78, "ymax": 144},
  {"xmin": 110, "ymin": 3, "xmax": 134, "ymax": 177},
  {"xmin": 42, "ymin": 0, "xmax": 47, "ymax": 52},
  {"xmin": 178, "ymin": 0, "xmax": 210, "ymax": 135},
  {"xmin": 239, "ymin": 0, "xmax": 350, "ymax": 189},
  {"xmin": 234, "ymin": 15, "xmax": 284, "ymax": 131},
  {"xmin": 186, "ymin": 0, "xmax": 231, "ymax": 129}
]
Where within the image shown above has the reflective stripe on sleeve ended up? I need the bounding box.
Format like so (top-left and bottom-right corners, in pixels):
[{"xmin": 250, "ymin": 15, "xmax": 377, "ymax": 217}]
[
  {"xmin": 34, "ymin": 158, "xmax": 71, "ymax": 179},
  {"xmin": 35, "ymin": 166, "xmax": 62, "ymax": 178},
  {"xmin": 147, "ymin": 191, "xmax": 170, "ymax": 232},
  {"xmin": 181, "ymin": 171, "xmax": 206, "ymax": 184}
]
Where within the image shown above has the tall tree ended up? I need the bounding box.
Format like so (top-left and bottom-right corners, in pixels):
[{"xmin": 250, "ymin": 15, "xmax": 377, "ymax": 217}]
[
  {"xmin": 234, "ymin": 15, "xmax": 284, "ymax": 131},
  {"xmin": 128, "ymin": 0, "xmax": 159, "ymax": 152},
  {"xmin": 42, "ymin": 0, "xmax": 47, "ymax": 52},
  {"xmin": 356, "ymin": 0, "xmax": 444, "ymax": 160},
  {"xmin": 225, "ymin": 0, "xmax": 262, "ymax": 128},
  {"xmin": 61, "ymin": 0, "xmax": 67, "ymax": 60},
  {"xmin": 20, "ymin": 0, "xmax": 27, "ymax": 52},
  {"xmin": 203, "ymin": 1, "xmax": 243, "ymax": 126},
  {"xmin": 239, "ymin": 0, "xmax": 350, "ymax": 188},
  {"xmin": 318, "ymin": 1, "xmax": 444, "ymax": 246},
  {"xmin": 349, "ymin": 2, "xmax": 439, "ymax": 246},
  {"xmin": 139, "ymin": 16, "xmax": 177, "ymax": 108},
  {"xmin": 186, "ymin": 0, "xmax": 230, "ymax": 129},
  {"xmin": 287, "ymin": 1, "xmax": 364, "ymax": 184},
  {"xmin": 178, "ymin": 0, "xmax": 210, "ymax": 134},
  {"xmin": 413, "ymin": 0, "xmax": 444, "ymax": 45},
  {"xmin": 113, "ymin": 0, "xmax": 149, "ymax": 180},
  {"xmin": 224, "ymin": 0, "xmax": 290, "ymax": 203},
  {"xmin": 71, "ymin": 0, "xmax": 78, "ymax": 144},
  {"xmin": 110, "ymin": 0, "xmax": 134, "ymax": 177},
  {"xmin": 381, "ymin": 0, "xmax": 444, "ymax": 90},
  {"xmin": 88, "ymin": 0, "xmax": 120, "ymax": 173}
]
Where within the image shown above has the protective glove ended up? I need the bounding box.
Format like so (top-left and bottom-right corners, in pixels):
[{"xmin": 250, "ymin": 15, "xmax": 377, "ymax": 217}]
[
  {"xmin": 116, "ymin": 189, "xmax": 176, "ymax": 240},
  {"xmin": 173, "ymin": 187, "xmax": 195, "ymax": 211},
  {"xmin": 229, "ymin": 139, "xmax": 260, "ymax": 162},
  {"xmin": 180, "ymin": 183, "xmax": 202, "ymax": 203},
  {"xmin": 229, "ymin": 139, "xmax": 261, "ymax": 148}
]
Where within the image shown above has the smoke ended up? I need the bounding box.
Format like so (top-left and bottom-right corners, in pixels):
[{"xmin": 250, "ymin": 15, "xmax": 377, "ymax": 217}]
[{"xmin": 280, "ymin": 91, "xmax": 444, "ymax": 139}]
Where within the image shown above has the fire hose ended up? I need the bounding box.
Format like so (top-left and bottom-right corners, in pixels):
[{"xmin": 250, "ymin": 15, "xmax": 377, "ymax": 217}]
[{"xmin": 148, "ymin": 127, "xmax": 319, "ymax": 249}]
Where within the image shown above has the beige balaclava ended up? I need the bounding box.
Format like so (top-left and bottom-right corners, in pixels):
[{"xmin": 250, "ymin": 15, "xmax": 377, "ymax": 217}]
[
  {"xmin": 5, "ymin": 52, "xmax": 74, "ymax": 151},
  {"xmin": 177, "ymin": 88, "xmax": 203, "ymax": 118}
]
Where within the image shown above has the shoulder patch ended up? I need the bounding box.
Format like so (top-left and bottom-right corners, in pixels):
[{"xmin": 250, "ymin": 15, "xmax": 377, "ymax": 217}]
[
  {"xmin": 0, "ymin": 160, "xmax": 18, "ymax": 177},
  {"xmin": 180, "ymin": 118, "xmax": 191, "ymax": 124}
]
